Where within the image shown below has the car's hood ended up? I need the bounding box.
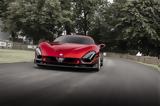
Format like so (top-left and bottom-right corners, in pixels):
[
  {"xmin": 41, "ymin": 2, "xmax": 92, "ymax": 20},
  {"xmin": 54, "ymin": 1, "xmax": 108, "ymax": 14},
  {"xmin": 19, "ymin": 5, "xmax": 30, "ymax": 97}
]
[{"xmin": 39, "ymin": 42, "xmax": 99, "ymax": 58}]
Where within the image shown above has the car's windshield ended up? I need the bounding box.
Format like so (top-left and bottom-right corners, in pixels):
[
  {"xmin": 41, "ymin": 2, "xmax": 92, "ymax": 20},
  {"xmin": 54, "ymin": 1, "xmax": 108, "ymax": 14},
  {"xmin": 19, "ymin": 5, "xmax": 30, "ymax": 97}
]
[{"xmin": 54, "ymin": 35, "xmax": 95, "ymax": 44}]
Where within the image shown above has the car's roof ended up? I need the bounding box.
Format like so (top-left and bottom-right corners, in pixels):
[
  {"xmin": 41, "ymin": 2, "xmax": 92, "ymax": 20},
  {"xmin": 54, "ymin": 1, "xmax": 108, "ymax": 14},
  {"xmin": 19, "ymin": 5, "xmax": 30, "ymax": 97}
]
[
  {"xmin": 54, "ymin": 35, "xmax": 95, "ymax": 45},
  {"xmin": 62, "ymin": 35, "xmax": 93, "ymax": 38}
]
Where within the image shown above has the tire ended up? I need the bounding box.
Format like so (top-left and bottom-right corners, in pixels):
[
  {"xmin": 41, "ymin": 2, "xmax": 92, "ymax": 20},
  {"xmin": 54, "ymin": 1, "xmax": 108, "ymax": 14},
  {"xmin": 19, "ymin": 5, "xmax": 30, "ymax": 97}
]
[
  {"xmin": 95, "ymin": 56, "xmax": 101, "ymax": 71},
  {"xmin": 37, "ymin": 64, "xmax": 43, "ymax": 67},
  {"xmin": 100, "ymin": 56, "xmax": 103, "ymax": 66}
]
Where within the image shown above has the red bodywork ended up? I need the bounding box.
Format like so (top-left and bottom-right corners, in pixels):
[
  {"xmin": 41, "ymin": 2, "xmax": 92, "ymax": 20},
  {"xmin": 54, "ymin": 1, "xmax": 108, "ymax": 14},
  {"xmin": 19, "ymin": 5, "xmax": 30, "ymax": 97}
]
[{"xmin": 35, "ymin": 36, "xmax": 102, "ymax": 67}]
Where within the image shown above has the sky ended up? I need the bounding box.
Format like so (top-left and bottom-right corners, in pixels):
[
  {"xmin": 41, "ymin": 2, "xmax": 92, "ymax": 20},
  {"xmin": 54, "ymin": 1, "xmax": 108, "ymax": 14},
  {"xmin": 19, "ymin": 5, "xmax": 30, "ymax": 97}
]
[{"xmin": 108, "ymin": 0, "xmax": 113, "ymax": 3}]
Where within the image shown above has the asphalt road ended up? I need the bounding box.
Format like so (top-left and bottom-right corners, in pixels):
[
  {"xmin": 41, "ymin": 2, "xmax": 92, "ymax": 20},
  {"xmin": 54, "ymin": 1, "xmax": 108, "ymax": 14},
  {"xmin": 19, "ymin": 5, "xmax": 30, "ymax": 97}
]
[{"xmin": 0, "ymin": 57, "xmax": 159, "ymax": 106}]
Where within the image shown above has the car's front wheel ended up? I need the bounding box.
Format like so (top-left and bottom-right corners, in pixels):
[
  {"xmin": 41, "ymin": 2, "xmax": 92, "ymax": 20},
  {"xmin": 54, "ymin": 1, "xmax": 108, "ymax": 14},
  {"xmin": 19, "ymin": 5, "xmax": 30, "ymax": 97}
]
[
  {"xmin": 100, "ymin": 53, "xmax": 103, "ymax": 66},
  {"xmin": 36, "ymin": 64, "xmax": 44, "ymax": 68},
  {"xmin": 95, "ymin": 57, "xmax": 101, "ymax": 71}
]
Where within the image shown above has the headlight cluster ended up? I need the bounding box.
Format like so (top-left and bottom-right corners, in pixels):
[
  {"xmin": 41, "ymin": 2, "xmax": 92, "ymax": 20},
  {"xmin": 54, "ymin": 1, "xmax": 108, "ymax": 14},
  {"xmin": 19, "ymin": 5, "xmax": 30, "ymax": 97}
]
[
  {"xmin": 35, "ymin": 48, "xmax": 42, "ymax": 57},
  {"xmin": 82, "ymin": 51, "xmax": 96, "ymax": 63}
]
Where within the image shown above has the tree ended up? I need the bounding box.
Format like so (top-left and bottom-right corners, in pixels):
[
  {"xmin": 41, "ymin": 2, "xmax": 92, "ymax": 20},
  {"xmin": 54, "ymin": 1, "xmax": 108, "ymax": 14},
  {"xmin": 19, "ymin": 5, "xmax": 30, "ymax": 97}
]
[
  {"xmin": 0, "ymin": 0, "xmax": 17, "ymax": 41},
  {"xmin": 59, "ymin": 0, "xmax": 73, "ymax": 35},
  {"xmin": 0, "ymin": 0, "xmax": 3, "ymax": 18},
  {"xmin": 0, "ymin": 0, "xmax": 160, "ymax": 57},
  {"xmin": 72, "ymin": 0, "xmax": 101, "ymax": 35},
  {"xmin": 2, "ymin": 0, "xmax": 64, "ymax": 44},
  {"xmin": 0, "ymin": 0, "xmax": 9, "ymax": 18},
  {"xmin": 89, "ymin": 0, "xmax": 126, "ymax": 51},
  {"xmin": 114, "ymin": 0, "xmax": 160, "ymax": 55},
  {"xmin": 89, "ymin": 0, "xmax": 110, "ymax": 42},
  {"xmin": 89, "ymin": 0, "xmax": 160, "ymax": 55}
]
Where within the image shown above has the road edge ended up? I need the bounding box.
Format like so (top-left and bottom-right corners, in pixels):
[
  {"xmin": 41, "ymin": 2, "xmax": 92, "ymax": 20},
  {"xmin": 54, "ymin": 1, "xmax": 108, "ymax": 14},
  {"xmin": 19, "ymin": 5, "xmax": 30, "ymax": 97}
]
[{"xmin": 137, "ymin": 62, "xmax": 160, "ymax": 72}]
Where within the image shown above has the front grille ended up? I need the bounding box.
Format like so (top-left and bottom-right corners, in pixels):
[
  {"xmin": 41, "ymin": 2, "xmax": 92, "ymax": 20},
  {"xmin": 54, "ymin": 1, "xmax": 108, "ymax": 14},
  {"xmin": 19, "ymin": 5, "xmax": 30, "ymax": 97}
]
[
  {"xmin": 45, "ymin": 57, "xmax": 78, "ymax": 64},
  {"xmin": 63, "ymin": 58, "xmax": 77, "ymax": 63},
  {"xmin": 46, "ymin": 57, "xmax": 57, "ymax": 62}
]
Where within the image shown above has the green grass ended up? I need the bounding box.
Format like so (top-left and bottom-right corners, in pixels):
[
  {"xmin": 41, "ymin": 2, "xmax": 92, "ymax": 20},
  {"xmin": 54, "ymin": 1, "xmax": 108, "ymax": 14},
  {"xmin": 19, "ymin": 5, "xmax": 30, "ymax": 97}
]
[
  {"xmin": 0, "ymin": 49, "xmax": 34, "ymax": 63},
  {"xmin": 138, "ymin": 62, "xmax": 160, "ymax": 71}
]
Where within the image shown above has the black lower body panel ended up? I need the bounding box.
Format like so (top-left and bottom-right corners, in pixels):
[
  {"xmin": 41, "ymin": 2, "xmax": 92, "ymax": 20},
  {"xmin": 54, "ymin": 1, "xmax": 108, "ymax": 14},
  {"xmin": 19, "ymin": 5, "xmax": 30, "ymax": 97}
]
[{"xmin": 35, "ymin": 59, "xmax": 97, "ymax": 69}]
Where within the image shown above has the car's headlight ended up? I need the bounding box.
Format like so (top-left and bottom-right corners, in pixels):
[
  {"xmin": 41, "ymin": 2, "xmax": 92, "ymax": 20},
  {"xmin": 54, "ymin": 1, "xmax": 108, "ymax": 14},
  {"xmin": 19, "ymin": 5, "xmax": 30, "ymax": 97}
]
[
  {"xmin": 103, "ymin": 52, "xmax": 107, "ymax": 56},
  {"xmin": 81, "ymin": 51, "xmax": 96, "ymax": 63},
  {"xmin": 35, "ymin": 48, "xmax": 42, "ymax": 56}
]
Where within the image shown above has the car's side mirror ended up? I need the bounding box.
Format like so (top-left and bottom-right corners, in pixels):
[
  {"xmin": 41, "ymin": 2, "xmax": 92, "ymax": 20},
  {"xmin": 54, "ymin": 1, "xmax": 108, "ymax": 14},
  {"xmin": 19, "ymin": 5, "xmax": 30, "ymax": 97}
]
[{"xmin": 99, "ymin": 44, "xmax": 106, "ymax": 49}]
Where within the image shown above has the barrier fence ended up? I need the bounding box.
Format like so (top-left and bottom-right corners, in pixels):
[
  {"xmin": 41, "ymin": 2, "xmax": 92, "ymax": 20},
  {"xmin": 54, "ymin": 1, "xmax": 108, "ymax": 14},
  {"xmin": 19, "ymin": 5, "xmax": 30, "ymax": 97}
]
[
  {"xmin": 107, "ymin": 52, "xmax": 160, "ymax": 65},
  {"xmin": 0, "ymin": 41, "xmax": 159, "ymax": 66},
  {"xmin": 0, "ymin": 41, "xmax": 36, "ymax": 50}
]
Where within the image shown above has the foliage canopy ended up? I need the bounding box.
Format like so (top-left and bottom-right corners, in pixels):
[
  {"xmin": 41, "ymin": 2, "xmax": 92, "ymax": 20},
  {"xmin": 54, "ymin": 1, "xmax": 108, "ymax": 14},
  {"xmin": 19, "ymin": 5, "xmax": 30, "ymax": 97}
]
[{"xmin": 0, "ymin": 0, "xmax": 160, "ymax": 56}]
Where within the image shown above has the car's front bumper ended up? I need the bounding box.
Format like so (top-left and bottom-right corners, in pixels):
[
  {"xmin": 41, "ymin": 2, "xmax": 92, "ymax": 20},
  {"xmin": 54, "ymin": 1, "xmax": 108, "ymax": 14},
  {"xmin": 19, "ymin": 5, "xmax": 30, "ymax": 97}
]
[{"xmin": 35, "ymin": 59, "xmax": 98, "ymax": 69}]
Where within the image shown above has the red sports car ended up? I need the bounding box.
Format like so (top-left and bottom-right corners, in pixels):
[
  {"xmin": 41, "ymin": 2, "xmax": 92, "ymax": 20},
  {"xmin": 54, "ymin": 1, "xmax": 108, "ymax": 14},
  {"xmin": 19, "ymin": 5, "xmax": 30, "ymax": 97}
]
[{"xmin": 34, "ymin": 35, "xmax": 105, "ymax": 71}]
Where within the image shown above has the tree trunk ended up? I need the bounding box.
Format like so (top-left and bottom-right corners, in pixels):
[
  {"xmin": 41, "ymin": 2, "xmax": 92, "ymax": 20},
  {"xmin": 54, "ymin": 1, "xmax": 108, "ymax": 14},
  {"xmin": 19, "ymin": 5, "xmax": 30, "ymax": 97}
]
[
  {"xmin": 83, "ymin": 11, "xmax": 88, "ymax": 35},
  {"xmin": 11, "ymin": 31, "xmax": 16, "ymax": 42},
  {"xmin": 65, "ymin": 23, "xmax": 71, "ymax": 35}
]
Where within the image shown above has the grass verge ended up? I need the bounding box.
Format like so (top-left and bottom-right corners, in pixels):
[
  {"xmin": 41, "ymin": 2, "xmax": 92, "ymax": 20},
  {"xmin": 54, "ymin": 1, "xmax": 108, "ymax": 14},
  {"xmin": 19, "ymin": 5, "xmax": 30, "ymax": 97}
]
[
  {"xmin": 0, "ymin": 49, "xmax": 34, "ymax": 63},
  {"xmin": 138, "ymin": 62, "xmax": 160, "ymax": 71}
]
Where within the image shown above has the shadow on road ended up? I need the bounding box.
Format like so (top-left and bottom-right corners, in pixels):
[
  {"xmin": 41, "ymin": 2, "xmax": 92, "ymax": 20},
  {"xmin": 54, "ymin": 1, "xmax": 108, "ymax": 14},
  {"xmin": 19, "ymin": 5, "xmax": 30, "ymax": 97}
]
[{"xmin": 34, "ymin": 65, "xmax": 97, "ymax": 73}]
